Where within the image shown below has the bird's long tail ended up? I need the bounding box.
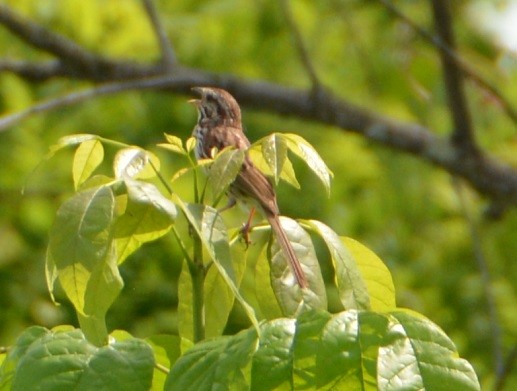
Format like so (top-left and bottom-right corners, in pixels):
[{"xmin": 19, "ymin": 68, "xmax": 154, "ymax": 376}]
[{"xmin": 267, "ymin": 215, "xmax": 308, "ymax": 288}]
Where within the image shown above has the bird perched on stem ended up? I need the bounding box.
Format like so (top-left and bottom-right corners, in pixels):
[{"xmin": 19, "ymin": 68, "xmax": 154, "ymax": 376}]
[{"xmin": 189, "ymin": 86, "xmax": 308, "ymax": 289}]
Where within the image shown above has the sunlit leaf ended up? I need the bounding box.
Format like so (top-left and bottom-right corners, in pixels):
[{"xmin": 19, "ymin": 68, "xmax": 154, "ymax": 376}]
[
  {"xmin": 207, "ymin": 147, "xmax": 245, "ymax": 201},
  {"xmin": 113, "ymin": 147, "xmax": 149, "ymax": 179},
  {"xmin": 204, "ymin": 265, "xmax": 234, "ymax": 339},
  {"xmin": 48, "ymin": 134, "xmax": 99, "ymax": 156},
  {"xmin": 3, "ymin": 327, "xmax": 154, "ymax": 391},
  {"xmin": 261, "ymin": 133, "xmax": 288, "ymax": 185},
  {"xmin": 185, "ymin": 137, "xmax": 196, "ymax": 153},
  {"xmin": 379, "ymin": 310, "xmax": 480, "ymax": 391},
  {"xmin": 303, "ymin": 220, "xmax": 370, "ymax": 310},
  {"xmin": 159, "ymin": 133, "xmax": 187, "ymax": 155},
  {"xmin": 255, "ymin": 242, "xmax": 284, "ymax": 320},
  {"xmin": 73, "ymin": 139, "xmax": 104, "ymax": 190},
  {"xmin": 268, "ymin": 217, "xmax": 326, "ymax": 317},
  {"xmin": 46, "ymin": 185, "xmax": 122, "ymax": 345},
  {"xmin": 342, "ymin": 237, "xmax": 396, "ymax": 311},
  {"xmin": 283, "ymin": 133, "xmax": 333, "ymax": 195},
  {"xmin": 177, "ymin": 262, "xmax": 194, "ymax": 342},
  {"xmin": 114, "ymin": 179, "xmax": 177, "ymax": 263},
  {"xmin": 251, "ymin": 318, "xmax": 296, "ymax": 390},
  {"xmin": 248, "ymin": 147, "xmax": 300, "ymax": 189},
  {"xmin": 165, "ymin": 328, "xmax": 258, "ymax": 391},
  {"xmin": 162, "ymin": 309, "xmax": 481, "ymax": 390}
]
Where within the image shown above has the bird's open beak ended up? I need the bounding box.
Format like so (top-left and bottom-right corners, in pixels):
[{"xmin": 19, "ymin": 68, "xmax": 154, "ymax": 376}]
[{"xmin": 188, "ymin": 98, "xmax": 200, "ymax": 106}]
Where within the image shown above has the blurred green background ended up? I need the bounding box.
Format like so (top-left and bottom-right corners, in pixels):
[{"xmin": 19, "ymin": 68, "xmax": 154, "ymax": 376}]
[{"xmin": 0, "ymin": 0, "xmax": 516, "ymax": 389}]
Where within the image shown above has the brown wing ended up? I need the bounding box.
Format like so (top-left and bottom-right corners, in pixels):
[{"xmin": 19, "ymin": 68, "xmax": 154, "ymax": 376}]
[
  {"xmin": 233, "ymin": 156, "xmax": 279, "ymax": 217},
  {"xmin": 202, "ymin": 124, "xmax": 279, "ymax": 216}
]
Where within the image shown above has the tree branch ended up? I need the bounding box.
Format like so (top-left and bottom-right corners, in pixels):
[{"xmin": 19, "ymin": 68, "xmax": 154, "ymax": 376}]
[
  {"xmin": 141, "ymin": 0, "xmax": 177, "ymax": 70},
  {"xmin": 0, "ymin": 59, "xmax": 68, "ymax": 81},
  {"xmin": 0, "ymin": 5, "xmax": 160, "ymax": 80},
  {"xmin": 0, "ymin": 71, "xmax": 516, "ymax": 208},
  {"xmin": 430, "ymin": 0, "xmax": 476, "ymax": 152}
]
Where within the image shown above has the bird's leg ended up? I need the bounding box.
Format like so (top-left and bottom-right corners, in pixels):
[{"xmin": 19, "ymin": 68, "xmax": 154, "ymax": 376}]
[{"xmin": 240, "ymin": 207, "xmax": 256, "ymax": 247}]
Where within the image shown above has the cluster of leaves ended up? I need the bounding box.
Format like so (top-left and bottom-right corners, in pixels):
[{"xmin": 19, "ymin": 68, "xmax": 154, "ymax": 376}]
[{"xmin": 0, "ymin": 133, "xmax": 480, "ymax": 389}]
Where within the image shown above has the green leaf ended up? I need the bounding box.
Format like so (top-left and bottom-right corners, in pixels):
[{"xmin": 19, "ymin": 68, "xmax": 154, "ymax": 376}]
[
  {"xmin": 316, "ymin": 311, "xmax": 363, "ymax": 389},
  {"xmin": 379, "ymin": 310, "xmax": 480, "ymax": 391},
  {"xmin": 172, "ymin": 196, "xmax": 259, "ymax": 332},
  {"xmin": 342, "ymin": 237, "xmax": 396, "ymax": 311},
  {"xmin": 303, "ymin": 220, "xmax": 370, "ymax": 310},
  {"xmin": 261, "ymin": 133, "xmax": 288, "ymax": 185},
  {"xmin": 207, "ymin": 147, "xmax": 245, "ymax": 201},
  {"xmin": 293, "ymin": 310, "xmax": 333, "ymax": 389},
  {"xmin": 165, "ymin": 328, "xmax": 258, "ymax": 391},
  {"xmin": 162, "ymin": 310, "xmax": 480, "ymax": 390},
  {"xmin": 158, "ymin": 133, "xmax": 187, "ymax": 155},
  {"xmin": 5, "ymin": 328, "xmax": 154, "ymax": 391},
  {"xmin": 48, "ymin": 134, "xmax": 99, "ymax": 156},
  {"xmin": 269, "ymin": 217, "xmax": 327, "ymax": 317},
  {"xmin": 255, "ymin": 243, "xmax": 284, "ymax": 320},
  {"xmin": 0, "ymin": 326, "xmax": 49, "ymax": 391},
  {"xmin": 73, "ymin": 139, "xmax": 104, "ymax": 190},
  {"xmin": 114, "ymin": 179, "xmax": 177, "ymax": 263},
  {"xmin": 251, "ymin": 319, "xmax": 296, "ymax": 390},
  {"xmin": 185, "ymin": 137, "xmax": 196, "ymax": 153},
  {"xmin": 204, "ymin": 265, "xmax": 234, "ymax": 338},
  {"xmin": 113, "ymin": 147, "xmax": 150, "ymax": 179},
  {"xmin": 46, "ymin": 185, "xmax": 123, "ymax": 345},
  {"xmin": 248, "ymin": 147, "xmax": 300, "ymax": 189},
  {"xmin": 283, "ymin": 133, "xmax": 333, "ymax": 195}
]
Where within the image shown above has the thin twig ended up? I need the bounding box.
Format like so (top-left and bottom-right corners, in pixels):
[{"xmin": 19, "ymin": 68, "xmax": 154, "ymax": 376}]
[
  {"xmin": 430, "ymin": 0, "xmax": 476, "ymax": 152},
  {"xmin": 279, "ymin": 0, "xmax": 321, "ymax": 90},
  {"xmin": 495, "ymin": 344, "xmax": 517, "ymax": 391},
  {"xmin": 0, "ymin": 74, "xmax": 193, "ymax": 132},
  {"xmin": 453, "ymin": 179, "xmax": 504, "ymax": 384},
  {"xmin": 141, "ymin": 0, "xmax": 177, "ymax": 69},
  {"xmin": 377, "ymin": 0, "xmax": 517, "ymax": 129}
]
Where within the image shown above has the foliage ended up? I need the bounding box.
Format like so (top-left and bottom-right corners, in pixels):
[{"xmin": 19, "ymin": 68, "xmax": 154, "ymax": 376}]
[
  {"xmin": 0, "ymin": 0, "xmax": 516, "ymax": 390},
  {"xmin": 0, "ymin": 133, "xmax": 480, "ymax": 389}
]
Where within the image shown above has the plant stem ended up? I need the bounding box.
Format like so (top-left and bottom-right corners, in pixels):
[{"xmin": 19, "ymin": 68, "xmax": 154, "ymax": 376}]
[{"xmin": 189, "ymin": 233, "xmax": 205, "ymax": 342}]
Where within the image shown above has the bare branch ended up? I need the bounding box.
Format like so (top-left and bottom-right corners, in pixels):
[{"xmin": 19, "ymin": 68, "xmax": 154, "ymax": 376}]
[
  {"xmin": 430, "ymin": 0, "xmax": 476, "ymax": 152},
  {"xmin": 0, "ymin": 71, "xmax": 516, "ymax": 209},
  {"xmin": 279, "ymin": 0, "xmax": 321, "ymax": 90},
  {"xmin": 0, "ymin": 59, "xmax": 68, "ymax": 81},
  {"xmin": 141, "ymin": 0, "xmax": 177, "ymax": 69},
  {"xmin": 0, "ymin": 72, "xmax": 195, "ymax": 132}
]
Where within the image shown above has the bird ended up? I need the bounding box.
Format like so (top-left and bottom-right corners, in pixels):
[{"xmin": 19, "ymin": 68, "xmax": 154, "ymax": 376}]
[{"xmin": 189, "ymin": 86, "xmax": 308, "ymax": 288}]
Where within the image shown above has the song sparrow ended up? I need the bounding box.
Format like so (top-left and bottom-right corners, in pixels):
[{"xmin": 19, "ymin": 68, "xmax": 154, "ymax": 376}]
[{"xmin": 189, "ymin": 87, "xmax": 308, "ymax": 289}]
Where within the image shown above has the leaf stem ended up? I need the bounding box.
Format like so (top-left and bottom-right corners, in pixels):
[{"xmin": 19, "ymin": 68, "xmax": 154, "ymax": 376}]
[{"xmin": 150, "ymin": 159, "xmax": 173, "ymax": 195}]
